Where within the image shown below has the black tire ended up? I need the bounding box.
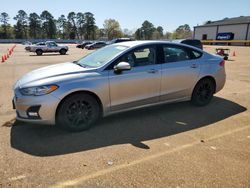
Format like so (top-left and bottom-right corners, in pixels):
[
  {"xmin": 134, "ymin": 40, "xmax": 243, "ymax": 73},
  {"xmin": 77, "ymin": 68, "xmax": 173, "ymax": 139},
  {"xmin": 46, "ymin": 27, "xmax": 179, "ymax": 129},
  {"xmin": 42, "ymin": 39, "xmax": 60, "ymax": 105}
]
[
  {"xmin": 59, "ymin": 49, "xmax": 67, "ymax": 55},
  {"xmin": 56, "ymin": 93, "xmax": 100, "ymax": 132},
  {"xmin": 191, "ymin": 78, "xmax": 215, "ymax": 106},
  {"xmin": 36, "ymin": 49, "xmax": 43, "ymax": 56}
]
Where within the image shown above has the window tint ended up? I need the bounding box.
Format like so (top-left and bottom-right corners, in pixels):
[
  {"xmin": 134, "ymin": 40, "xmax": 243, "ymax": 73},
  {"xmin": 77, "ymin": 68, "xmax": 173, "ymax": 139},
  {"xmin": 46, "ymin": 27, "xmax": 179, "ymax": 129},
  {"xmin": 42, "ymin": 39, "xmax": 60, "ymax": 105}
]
[
  {"xmin": 191, "ymin": 50, "xmax": 202, "ymax": 59},
  {"xmin": 117, "ymin": 47, "xmax": 156, "ymax": 67},
  {"xmin": 163, "ymin": 46, "xmax": 190, "ymax": 63},
  {"xmin": 47, "ymin": 42, "xmax": 57, "ymax": 47}
]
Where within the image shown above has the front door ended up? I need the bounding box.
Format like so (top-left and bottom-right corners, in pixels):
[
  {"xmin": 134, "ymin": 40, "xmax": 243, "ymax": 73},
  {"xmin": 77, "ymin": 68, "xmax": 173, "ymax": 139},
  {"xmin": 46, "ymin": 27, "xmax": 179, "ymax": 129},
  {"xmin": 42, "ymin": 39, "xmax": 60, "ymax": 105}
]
[{"xmin": 108, "ymin": 45, "xmax": 161, "ymax": 111}]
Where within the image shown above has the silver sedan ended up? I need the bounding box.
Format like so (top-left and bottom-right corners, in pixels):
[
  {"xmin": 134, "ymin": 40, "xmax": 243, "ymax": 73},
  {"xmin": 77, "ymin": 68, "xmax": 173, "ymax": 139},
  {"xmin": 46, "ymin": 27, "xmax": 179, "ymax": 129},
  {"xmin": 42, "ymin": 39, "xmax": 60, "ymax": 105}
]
[{"xmin": 13, "ymin": 41, "xmax": 226, "ymax": 131}]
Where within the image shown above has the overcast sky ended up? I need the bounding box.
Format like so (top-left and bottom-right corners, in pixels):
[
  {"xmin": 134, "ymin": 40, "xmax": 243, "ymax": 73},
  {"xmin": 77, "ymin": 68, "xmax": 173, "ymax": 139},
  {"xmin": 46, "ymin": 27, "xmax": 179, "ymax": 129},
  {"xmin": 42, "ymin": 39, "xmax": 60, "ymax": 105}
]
[{"xmin": 1, "ymin": 0, "xmax": 250, "ymax": 32}]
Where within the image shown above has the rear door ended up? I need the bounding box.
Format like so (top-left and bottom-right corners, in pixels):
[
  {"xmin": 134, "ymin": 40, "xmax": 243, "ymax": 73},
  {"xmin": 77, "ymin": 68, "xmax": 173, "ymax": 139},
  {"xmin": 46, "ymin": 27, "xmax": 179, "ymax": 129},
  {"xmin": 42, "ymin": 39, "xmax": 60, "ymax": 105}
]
[{"xmin": 160, "ymin": 44, "xmax": 201, "ymax": 101}]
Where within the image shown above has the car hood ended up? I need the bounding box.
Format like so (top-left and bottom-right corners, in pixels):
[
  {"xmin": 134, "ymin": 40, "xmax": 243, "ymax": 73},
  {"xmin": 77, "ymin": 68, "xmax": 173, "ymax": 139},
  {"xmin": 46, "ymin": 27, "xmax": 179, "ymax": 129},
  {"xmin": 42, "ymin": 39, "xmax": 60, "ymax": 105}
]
[{"xmin": 15, "ymin": 62, "xmax": 91, "ymax": 88}]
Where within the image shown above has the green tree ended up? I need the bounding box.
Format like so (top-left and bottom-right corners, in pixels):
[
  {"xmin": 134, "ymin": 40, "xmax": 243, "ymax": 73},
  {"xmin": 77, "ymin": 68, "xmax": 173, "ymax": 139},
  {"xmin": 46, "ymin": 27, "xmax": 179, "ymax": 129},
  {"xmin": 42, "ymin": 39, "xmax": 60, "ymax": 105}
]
[
  {"xmin": 141, "ymin": 20, "xmax": 155, "ymax": 40},
  {"xmin": 29, "ymin": 13, "xmax": 41, "ymax": 38},
  {"xmin": 164, "ymin": 31, "xmax": 172, "ymax": 39},
  {"xmin": 40, "ymin": 11, "xmax": 57, "ymax": 39},
  {"xmin": 76, "ymin": 12, "xmax": 85, "ymax": 39},
  {"xmin": 57, "ymin": 15, "xmax": 68, "ymax": 39},
  {"xmin": 67, "ymin": 12, "xmax": 79, "ymax": 39},
  {"xmin": 175, "ymin": 24, "xmax": 192, "ymax": 39},
  {"xmin": 156, "ymin": 26, "xmax": 164, "ymax": 37},
  {"xmin": 83, "ymin": 12, "xmax": 96, "ymax": 40},
  {"xmin": 95, "ymin": 28, "xmax": 105, "ymax": 39},
  {"xmin": 0, "ymin": 12, "xmax": 10, "ymax": 38},
  {"xmin": 152, "ymin": 30, "xmax": 161, "ymax": 39},
  {"xmin": 14, "ymin": 10, "xmax": 28, "ymax": 39},
  {"xmin": 135, "ymin": 28, "xmax": 143, "ymax": 40},
  {"xmin": 103, "ymin": 19, "xmax": 122, "ymax": 40}
]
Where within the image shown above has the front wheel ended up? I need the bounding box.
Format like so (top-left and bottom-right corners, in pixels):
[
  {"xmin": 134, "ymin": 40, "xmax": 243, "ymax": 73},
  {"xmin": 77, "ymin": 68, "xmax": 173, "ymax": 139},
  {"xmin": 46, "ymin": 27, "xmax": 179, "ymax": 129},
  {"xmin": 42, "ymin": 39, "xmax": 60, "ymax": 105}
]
[
  {"xmin": 59, "ymin": 49, "xmax": 67, "ymax": 55},
  {"xmin": 191, "ymin": 78, "xmax": 215, "ymax": 106},
  {"xmin": 56, "ymin": 93, "xmax": 100, "ymax": 132},
  {"xmin": 36, "ymin": 50, "xmax": 43, "ymax": 56}
]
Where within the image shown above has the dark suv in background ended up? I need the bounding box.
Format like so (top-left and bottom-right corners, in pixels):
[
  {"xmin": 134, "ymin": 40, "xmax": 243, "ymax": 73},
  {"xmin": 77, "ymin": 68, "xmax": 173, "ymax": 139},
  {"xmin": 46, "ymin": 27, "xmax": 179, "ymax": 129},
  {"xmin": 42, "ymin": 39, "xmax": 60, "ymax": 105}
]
[
  {"xmin": 108, "ymin": 38, "xmax": 133, "ymax": 44},
  {"xmin": 173, "ymin": 39, "xmax": 203, "ymax": 50}
]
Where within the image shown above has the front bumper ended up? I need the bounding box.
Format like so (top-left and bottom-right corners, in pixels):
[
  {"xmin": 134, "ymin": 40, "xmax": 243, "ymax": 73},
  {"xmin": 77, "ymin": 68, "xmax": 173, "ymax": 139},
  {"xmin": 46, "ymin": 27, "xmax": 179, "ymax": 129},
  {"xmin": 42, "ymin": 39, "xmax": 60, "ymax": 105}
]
[{"xmin": 13, "ymin": 89, "xmax": 61, "ymax": 125}]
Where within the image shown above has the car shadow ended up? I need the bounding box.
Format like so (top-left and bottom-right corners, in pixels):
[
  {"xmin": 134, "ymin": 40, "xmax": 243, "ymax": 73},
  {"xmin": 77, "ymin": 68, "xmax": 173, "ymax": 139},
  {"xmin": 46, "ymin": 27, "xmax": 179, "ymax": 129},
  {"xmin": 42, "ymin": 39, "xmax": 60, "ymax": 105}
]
[{"xmin": 10, "ymin": 97, "xmax": 247, "ymax": 157}]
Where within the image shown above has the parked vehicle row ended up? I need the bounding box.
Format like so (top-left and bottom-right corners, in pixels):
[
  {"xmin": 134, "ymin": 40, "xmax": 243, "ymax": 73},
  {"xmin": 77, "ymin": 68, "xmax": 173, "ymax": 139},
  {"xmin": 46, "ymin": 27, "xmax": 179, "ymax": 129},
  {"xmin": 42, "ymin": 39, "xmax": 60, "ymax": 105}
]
[
  {"xmin": 76, "ymin": 38, "xmax": 133, "ymax": 50},
  {"xmin": 76, "ymin": 38, "xmax": 203, "ymax": 51},
  {"xmin": 25, "ymin": 41, "xmax": 69, "ymax": 56}
]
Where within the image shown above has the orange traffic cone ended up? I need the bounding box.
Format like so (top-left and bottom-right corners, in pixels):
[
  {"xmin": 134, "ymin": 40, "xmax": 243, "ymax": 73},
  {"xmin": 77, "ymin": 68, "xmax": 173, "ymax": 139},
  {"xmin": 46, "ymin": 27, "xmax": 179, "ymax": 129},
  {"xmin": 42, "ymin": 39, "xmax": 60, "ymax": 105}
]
[
  {"xmin": 1, "ymin": 56, "xmax": 5, "ymax": 63},
  {"xmin": 233, "ymin": 51, "xmax": 236, "ymax": 56}
]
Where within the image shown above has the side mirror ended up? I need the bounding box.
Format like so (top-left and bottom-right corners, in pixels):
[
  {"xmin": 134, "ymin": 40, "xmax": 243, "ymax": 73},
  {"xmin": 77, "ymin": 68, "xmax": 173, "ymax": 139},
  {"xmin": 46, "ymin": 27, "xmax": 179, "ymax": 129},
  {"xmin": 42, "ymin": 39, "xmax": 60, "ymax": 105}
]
[{"xmin": 114, "ymin": 62, "xmax": 131, "ymax": 74}]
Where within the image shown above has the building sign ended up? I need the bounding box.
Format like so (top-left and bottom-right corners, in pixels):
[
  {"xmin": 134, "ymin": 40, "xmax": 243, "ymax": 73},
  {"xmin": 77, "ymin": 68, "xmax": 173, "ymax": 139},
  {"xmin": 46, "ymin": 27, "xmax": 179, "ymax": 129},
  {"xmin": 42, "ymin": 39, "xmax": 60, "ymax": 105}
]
[{"xmin": 216, "ymin": 32, "xmax": 235, "ymax": 40}]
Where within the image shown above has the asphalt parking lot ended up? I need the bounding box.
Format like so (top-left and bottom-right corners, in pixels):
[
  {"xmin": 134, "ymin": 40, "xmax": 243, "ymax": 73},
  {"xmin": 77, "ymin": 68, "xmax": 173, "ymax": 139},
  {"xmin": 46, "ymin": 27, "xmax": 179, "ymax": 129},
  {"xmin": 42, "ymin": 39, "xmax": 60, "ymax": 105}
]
[{"xmin": 0, "ymin": 44, "xmax": 250, "ymax": 187}]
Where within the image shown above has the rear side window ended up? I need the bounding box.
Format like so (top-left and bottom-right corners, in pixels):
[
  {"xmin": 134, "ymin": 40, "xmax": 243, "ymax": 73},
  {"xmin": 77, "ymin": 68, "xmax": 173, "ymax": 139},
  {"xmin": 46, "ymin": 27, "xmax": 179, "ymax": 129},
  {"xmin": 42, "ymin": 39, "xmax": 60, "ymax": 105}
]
[
  {"xmin": 163, "ymin": 46, "xmax": 191, "ymax": 63},
  {"xmin": 191, "ymin": 50, "xmax": 202, "ymax": 59}
]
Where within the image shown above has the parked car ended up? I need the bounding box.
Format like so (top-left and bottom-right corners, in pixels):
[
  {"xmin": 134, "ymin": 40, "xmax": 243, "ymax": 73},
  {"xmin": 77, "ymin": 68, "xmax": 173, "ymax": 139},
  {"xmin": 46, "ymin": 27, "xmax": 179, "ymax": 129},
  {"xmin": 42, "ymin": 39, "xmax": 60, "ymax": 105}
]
[
  {"xmin": 85, "ymin": 41, "xmax": 106, "ymax": 50},
  {"xmin": 76, "ymin": 41, "xmax": 93, "ymax": 49},
  {"xmin": 13, "ymin": 41, "xmax": 226, "ymax": 132},
  {"xmin": 172, "ymin": 39, "xmax": 203, "ymax": 50},
  {"xmin": 29, "ymin": 41, "xmax": 68, "ymax": 55},
  {"xmin": 107, "ymin": 38, "xmax": 133, "ymax": 45},
  {"xmin": 22, "ymin": 41, "xmax": 32, "ymax": 45},
  {"xmin": 25, "ymin": 42, "xmax": 46, "ymax": 51}
]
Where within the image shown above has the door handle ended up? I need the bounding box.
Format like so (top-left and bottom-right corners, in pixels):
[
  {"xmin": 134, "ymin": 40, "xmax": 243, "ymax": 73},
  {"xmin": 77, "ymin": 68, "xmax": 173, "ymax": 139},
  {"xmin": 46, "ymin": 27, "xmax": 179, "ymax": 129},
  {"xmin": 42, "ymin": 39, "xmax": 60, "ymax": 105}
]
[
  {"xmin": 190, "ymin": 64, "xmax": 198, "ymax": 68},
  {"xmin": 147, "ymin": 69, "xmax": 158, "ymax": 73}
]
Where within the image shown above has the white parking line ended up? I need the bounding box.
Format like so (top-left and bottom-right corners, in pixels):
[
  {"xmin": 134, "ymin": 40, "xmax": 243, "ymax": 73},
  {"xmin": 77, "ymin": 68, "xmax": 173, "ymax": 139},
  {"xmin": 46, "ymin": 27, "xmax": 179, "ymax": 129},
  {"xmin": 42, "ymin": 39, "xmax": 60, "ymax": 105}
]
[
  {"xmin": 8, "ymin": 175, "xmax": 26, "ymax": 181},
  {"xmin": 50, "ymin": 126, "xmax": 250, "ymax": 188}
]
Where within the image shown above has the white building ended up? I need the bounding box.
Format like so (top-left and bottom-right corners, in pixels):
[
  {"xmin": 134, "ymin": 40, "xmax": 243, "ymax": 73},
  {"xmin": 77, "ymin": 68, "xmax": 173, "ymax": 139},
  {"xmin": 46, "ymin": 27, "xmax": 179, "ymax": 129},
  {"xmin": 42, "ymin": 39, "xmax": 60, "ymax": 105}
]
[{"xmin": 194, "ymin": 16, "xmax": 250, "ymax": 43}]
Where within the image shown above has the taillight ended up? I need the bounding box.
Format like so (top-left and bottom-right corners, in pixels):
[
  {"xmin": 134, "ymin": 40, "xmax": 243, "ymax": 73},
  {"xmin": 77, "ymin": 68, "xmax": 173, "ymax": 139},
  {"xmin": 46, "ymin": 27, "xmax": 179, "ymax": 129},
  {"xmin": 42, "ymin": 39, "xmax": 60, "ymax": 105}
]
[{"xmin": 219, "ymin": 60, "xmax": 225, "ymax": 66}]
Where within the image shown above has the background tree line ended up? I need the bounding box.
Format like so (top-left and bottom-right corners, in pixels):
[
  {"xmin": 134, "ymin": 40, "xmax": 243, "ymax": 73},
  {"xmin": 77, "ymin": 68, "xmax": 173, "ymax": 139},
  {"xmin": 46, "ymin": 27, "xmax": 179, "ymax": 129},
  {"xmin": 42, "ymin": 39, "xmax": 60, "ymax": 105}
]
[{"xmin": 0, "ymin": 10, "xmax": 192, "ymax": 40}]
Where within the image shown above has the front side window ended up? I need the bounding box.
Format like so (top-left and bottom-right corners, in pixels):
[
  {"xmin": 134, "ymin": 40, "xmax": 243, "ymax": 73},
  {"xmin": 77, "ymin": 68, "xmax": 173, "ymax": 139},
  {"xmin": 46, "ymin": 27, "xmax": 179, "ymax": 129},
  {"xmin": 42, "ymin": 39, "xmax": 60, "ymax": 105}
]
[
  {"xmin": 163, "ymin": 46, "xmax": 191, "ymax": 63},
  {"xmin": 47, "ymin": 42, "xmax": 57, "ymax": 47},
  {"xmin": 116, "ymin": 47, "xmax": 156, "ymax": 67}
]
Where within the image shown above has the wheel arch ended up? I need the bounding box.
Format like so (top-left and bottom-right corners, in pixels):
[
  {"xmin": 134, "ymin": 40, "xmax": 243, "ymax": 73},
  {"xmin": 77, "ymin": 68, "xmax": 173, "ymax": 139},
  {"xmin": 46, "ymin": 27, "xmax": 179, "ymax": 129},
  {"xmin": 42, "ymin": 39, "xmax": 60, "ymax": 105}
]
[
  {"xmin": 196, "ymin": 75, "xmax": 217, "ymax": 93},
  {"xmin": 35, "ymin": 48, "xmax": 43, "ymax": 52},
  {"xmin": 55, "ymin": 90, "xmax": 104, "ymax": 120}
]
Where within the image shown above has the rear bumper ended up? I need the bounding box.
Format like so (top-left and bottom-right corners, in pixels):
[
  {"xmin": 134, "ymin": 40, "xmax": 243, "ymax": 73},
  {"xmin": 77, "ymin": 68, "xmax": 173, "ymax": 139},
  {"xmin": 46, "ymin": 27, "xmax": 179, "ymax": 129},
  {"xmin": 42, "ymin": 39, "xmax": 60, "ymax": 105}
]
[{"xmin": 215, "ymin": 69, "xmax": 226, "ymax": 93}]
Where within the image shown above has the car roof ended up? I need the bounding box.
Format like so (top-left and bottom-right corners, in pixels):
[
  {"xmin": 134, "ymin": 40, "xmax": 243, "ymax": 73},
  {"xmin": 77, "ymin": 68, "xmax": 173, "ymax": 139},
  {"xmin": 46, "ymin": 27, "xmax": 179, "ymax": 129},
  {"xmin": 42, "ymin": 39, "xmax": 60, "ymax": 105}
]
[
  {"xmin": 112, "ymin": 40, "xmax": 180, "ymax": 47},
  {"xmin": 112, "ymin": 40, "xmax": 204, "ymax": 52}
]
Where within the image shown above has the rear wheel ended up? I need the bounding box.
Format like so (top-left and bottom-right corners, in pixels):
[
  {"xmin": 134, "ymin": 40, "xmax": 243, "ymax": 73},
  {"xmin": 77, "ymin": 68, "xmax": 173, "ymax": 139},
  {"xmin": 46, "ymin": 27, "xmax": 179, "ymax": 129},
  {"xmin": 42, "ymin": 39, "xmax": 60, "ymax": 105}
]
[
  {"xmin": 56, "ymin": 93, "xmax": 100, "ymax": 132},
  {"xmin": 36, "ymin": 49, "xmax": 43, "ymax": 56},
  {"xmin": 59, "ymin": 49, "xmax": 67, "ymax": 55},
  {"xmin": 191, "ymin": 78, "xmax": 215, "ymax": 106}
]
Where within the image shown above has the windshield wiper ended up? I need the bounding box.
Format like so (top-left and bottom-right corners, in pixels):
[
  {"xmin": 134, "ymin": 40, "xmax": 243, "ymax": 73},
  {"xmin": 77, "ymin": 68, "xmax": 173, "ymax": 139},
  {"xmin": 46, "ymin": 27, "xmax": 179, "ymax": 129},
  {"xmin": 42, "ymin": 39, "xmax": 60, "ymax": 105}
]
[{"xmin": 72, "ymin": 61, "xmax": 88, "ymax": 68}]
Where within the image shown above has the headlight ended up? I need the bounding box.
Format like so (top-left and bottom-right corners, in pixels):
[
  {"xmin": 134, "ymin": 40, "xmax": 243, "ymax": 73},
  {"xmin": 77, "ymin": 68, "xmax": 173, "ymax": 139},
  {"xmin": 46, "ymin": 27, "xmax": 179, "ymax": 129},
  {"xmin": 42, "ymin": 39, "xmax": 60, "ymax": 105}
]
[{"xmin": 20, "ymin": 85, "xmax": 58, "ymax": 96}]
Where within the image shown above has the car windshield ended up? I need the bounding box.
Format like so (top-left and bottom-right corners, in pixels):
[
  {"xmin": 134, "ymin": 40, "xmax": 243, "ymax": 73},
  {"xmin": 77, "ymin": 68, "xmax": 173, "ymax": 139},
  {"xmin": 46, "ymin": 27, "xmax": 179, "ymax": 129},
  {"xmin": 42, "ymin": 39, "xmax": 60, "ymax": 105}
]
[{"xmin": 76, "ymin": 45, "xmax": 128, "ymax": 68}]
